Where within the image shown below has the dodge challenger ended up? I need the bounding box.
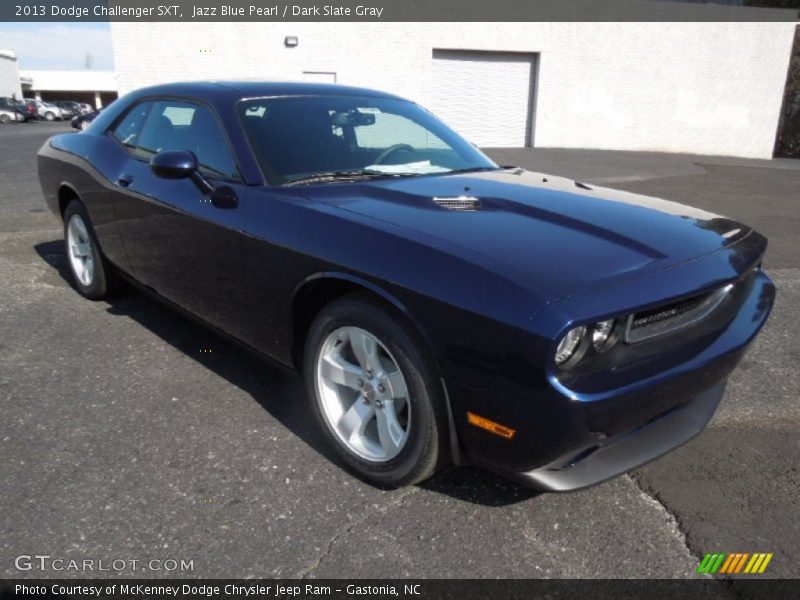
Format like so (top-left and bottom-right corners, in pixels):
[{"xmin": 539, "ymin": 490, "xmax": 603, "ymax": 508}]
[{"xmin": 37, "ymin": 81, "xmax": 774, "ymax": 490}]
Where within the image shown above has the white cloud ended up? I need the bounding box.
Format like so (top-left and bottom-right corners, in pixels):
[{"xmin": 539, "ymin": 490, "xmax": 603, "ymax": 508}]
[{"xmin": 0, "ymin": 24, "xmax": 114, "ymax": 70}]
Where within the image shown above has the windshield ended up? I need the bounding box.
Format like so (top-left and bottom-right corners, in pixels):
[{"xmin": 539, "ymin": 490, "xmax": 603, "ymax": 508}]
[{"xmin": 236, "ymin": 95, "xmax": 497, "ymax": 185}]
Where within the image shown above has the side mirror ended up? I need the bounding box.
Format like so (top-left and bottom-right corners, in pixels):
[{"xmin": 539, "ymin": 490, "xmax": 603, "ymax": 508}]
[
  {"xmin": 150, "ymin": 150, "xmax": 215, "ymax": 194},
  {"xmin": 150, "ymin": 150, "xmax": 198, "ymax": 179}
]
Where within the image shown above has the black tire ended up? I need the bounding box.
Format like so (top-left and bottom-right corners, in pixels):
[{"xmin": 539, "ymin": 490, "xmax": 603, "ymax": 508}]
[
  {"xmin": 303, "ymin": 294, "xmax": 449, "ymax": 488},
  {"xmin": 0, "ymin": 114, "xmax": 9, "ymax": 124},
  {"xmin": 63, "ymin": 200, "xmax": 123, "ymax": 300},
  {"xmin": 45, "ymin": 111, "xmax": 55, "ymax": 121}
]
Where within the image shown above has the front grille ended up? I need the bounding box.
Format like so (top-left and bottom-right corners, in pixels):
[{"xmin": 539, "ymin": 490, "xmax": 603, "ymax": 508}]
[
  {"xmin": 624, "ymin": 284, "xmax": 733, "ymax": 343},
  {"xmin": 631, "ymin": 295, "xmax": 708, "ymax": 328}
]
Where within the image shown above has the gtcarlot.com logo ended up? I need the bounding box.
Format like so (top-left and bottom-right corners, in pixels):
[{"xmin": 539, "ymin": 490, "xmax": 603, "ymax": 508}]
[{"xmin": 14, "ymin": 554, "xmax": 194, "ymax": 573}]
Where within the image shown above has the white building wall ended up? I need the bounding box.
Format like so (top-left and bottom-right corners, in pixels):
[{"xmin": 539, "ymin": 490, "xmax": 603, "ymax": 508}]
[
  {"xmin": 111, "ymin": 22, "xmax": 796, "ymax": 158},
  {"xmin": 0, "ymin": 49, "xmax": 23, "ymax": 99}
]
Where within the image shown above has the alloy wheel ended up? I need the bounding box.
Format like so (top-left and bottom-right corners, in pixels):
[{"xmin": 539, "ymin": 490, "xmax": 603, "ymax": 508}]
[
  {"xmin": 315, "ymin": 326, "xmax": 411, "ymax": 462},
  {"xmin": 66, "ymin": 213, "xmax": 95, "ymax": 287}
]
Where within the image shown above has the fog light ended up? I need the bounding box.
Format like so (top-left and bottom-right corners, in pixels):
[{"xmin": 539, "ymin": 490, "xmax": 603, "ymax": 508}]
[
  {"xmin": 592, "ymin": 319, "xmax": 616, "ymax": 352},
  {"xmin": 555, "ymin": 325, "xmax": 586, "ymax": 366}
]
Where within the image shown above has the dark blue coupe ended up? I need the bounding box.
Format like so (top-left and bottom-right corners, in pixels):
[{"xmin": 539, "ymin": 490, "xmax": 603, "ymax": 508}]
[{"xmin": 37, "ymin": 82, "xmax": 774, "ymax": 490}]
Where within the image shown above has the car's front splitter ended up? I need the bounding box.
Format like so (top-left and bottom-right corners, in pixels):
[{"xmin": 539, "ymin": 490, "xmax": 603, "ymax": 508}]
[{"xmin": 505, "ymin": 379, "xmax": 725, "ymax": 491}]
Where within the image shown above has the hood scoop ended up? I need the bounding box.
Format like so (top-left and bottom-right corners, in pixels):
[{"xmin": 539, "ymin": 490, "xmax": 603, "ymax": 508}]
[{"xmin": 432, "ymin": 196, "xmax": 481, "ymax": 211}]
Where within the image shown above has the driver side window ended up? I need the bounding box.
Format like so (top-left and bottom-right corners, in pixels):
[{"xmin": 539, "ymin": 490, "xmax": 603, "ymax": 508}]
[
  {"xmin": 111, "ymin": 99, "xmax": 239, "ymax": 180},
  {"xmin": 144, "ymin": 101, "xmax": 239, "ymax": 179},
  {"xmin": 110, "ymin": 101, "xmax": 154, "ymax": 150}
]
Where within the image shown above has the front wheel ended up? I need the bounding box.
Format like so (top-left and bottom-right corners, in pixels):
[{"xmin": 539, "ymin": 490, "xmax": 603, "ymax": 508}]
[
  {"xmin": 44, "ymin": 111, "xmax": 55, "ymax": 121},
  {"xmin": 0, "ymin": 114, "xmax": 9, "ymax": 124},
  {"xmin": 63, "ymin": 200, "xmax": 121, "ymax": 300},
  {"xmin": 304, "ymin": 295, "xmax": 449, "ymax": 488}
]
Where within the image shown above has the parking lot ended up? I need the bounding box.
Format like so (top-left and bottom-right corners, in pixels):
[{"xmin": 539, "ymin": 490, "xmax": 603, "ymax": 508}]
[{"xmin": 1, "ymin": 122, "xmax": 798, "ymax": 582}]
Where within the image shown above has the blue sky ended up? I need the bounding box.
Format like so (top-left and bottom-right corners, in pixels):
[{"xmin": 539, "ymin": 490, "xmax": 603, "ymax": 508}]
[{"xmin": 0, "ymin": 22, "xmax": 114, "ymax": 70}]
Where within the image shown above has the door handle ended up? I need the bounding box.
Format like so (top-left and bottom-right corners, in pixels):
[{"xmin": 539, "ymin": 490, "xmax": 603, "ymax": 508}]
[
  {"xmin": 210, "ymin": 186, "xmax": 238, "ymax": 209},
  {"xmin": 117, "ymin": 174, "xmax": 133, "ymax": 187}
]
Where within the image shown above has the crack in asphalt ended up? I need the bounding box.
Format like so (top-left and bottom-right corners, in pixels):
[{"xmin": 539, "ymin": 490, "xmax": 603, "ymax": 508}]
[
  {"xmin": 627, "ymin": 475, "xmax": 751, "ymax": 597},
  {"xmin": 632, "ymin": 471, "xmax": 757, "ymax": 599},
  {"xmin": 296, "ymin": 486, "xmax": 420, "ymax": 579},
  {"xmin": 626, "ymin": 473, "xmax": 708, "ymax": 577}
]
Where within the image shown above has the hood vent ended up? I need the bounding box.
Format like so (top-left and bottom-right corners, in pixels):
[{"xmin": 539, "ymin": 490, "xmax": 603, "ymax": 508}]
[{"xmin": 433, "ymin": 196, "xmax": 481, "ymax": 211}]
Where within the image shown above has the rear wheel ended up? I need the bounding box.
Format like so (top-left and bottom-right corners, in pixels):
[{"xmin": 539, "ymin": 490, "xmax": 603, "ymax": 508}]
[
  {"xmin": 63, "ymin": 200, "xmax": 121, "ymax": 300},
  {"xmin": 0, "ymin": 114, "xmax": 9, "ymax": 124},
  {"xmin": 45, "ymin": 111, "xmax": 55, "ymax": 121},
  {"xmin": 304, "ymin": 295, "xmax": 449, "ymax": 488}
]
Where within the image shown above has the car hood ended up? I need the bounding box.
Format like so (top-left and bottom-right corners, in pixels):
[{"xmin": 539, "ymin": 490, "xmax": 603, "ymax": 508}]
[{"xmin": 306, "ymin": 168, "xmax": 751, "ymax": 301}]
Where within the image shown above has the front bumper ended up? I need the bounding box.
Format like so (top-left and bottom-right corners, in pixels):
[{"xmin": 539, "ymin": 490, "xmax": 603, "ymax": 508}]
[
  {"xmin": 510, "ymin": 379, "xmax": 725, "ymax": 491},
  {"xmin": 451, "ymin": 256, "xmax": 774, "ymax": 491}
]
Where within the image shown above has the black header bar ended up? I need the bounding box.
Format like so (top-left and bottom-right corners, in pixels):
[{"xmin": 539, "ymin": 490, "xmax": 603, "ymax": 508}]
[
  {"xmin": 3, "ymin": 579, "xmax": 800, "ymax": 599},
  {"xmin": 2, "ymin": 0, "xmax": 799, "ymax": 23}
]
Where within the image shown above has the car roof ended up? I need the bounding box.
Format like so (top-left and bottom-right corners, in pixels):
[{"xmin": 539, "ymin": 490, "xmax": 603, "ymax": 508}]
[{"xmin": 127, "ymin": 80, "xmax": 407, "ymax": 104}]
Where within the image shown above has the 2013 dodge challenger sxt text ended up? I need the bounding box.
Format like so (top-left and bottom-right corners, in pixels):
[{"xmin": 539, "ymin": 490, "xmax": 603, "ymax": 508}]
[{"xmin": 37, "ymin": 82, "xmax": 774, "ymax": 490}]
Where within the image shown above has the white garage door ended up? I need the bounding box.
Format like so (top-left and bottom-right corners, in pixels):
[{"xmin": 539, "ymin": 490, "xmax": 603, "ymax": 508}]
[{"xmin": 430, "ymin": 50, "xmax": 536, "ymax": 148}]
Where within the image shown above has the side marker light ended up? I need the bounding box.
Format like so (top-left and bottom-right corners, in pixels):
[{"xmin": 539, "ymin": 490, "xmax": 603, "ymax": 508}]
[{"xmin": 467, "ymin": 411, "xmax": 516, "ymax": 439}]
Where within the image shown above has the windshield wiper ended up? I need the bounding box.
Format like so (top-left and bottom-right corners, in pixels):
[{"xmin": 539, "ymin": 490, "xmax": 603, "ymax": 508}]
[
  {"xmin": 283, "ymin": 165, "xmax": 502, "ymax": 186},
  {"xmin": 445, "ymin": 166, "xmax": 503, "ymax": 175},
  {"xmin": 283, "ymin": 169, "xmax": 408, "ymax": 187}
]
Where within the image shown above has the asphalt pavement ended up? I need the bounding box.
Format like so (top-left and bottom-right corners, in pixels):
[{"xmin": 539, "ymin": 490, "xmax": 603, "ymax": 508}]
[{"xmin": 1, "ymin": 122, "xmax": 797, "ymax": 584}]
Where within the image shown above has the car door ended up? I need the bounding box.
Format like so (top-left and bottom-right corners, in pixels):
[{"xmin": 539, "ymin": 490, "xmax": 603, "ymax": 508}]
[{"xmin": 108, "ymin": 98, "xmax": 249, "ymax": 335}]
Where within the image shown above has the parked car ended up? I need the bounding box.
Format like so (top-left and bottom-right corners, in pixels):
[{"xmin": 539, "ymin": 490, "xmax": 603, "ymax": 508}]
[
  {"xmin": 16, "ymin": 100, "xmax": 38, "ymax": 120},
  {"xmin": 37, "ymin": 82, "xmax": 774, "ymax": 490},
  {"xmin": 71, "ymin": 108, "xmax": 101, "ymax": 131},
  {"xmin": 0, "ymin": 106, "xmax": 24, "ymax": 123},
  {"xmin": 31, "ymin": 100, "xmax": 65, "ymax": 121},
  {"xmin": 0, "ymin": 97, "xmax": 31, "ymax": 122},
  {"xmin": 52, "ymin": 101, "xmax": 81, "ymax": 118},
  {"xmin": 78, "ymin": 102, "xmax": 94, "ymax": 115}
]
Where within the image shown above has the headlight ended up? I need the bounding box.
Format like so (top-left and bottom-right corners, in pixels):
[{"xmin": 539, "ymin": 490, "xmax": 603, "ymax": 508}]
[
  {"xmin": 555, "ymin": 325, "xmax": 586, "ymax": 365},
  {"xmin": 592, "ymin": 319, "xmax": 616, "ymax": 352}
]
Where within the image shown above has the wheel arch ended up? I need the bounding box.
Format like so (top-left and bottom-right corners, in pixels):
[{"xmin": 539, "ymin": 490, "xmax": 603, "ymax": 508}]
[
  {"xmin": 290, "ymin": 271, "xmax": 465, "ymax": 465},
  {"xmin": 57, "ymin": 183, "xmax": 81, "ymax": 219},
  {"xmin": 289, "ymin": 272, "xmax": 427, "ymax": 371}
]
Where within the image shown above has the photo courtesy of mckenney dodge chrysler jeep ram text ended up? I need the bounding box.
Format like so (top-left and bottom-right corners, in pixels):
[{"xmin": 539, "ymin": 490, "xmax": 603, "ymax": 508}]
[{"xmin": 36, "ymin": 81, "xmax": 774, "ymax": 490}]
